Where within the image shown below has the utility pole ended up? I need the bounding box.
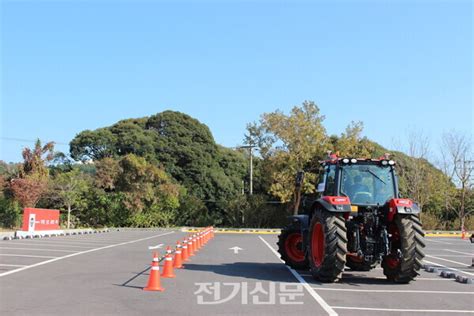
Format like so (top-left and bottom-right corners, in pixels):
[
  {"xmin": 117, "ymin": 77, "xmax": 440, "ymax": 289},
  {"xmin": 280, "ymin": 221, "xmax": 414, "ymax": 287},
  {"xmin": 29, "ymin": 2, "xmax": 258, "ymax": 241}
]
[{"xmin": 239, "ymin": 145, "xmax": 257, "ymax": 195}]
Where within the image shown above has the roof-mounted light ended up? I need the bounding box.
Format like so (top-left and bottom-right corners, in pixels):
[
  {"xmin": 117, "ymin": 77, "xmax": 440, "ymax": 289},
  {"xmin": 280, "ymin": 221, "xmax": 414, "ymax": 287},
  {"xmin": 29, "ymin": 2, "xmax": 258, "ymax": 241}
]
[
  {"xmin": 381, "ymin": 160, "xmax": 388, "ymax": 166},
  {"xmin": 350, "ymin": 158, "xmax": 357, "ymax": 164},
  {"xmin": 342, "ymin": 158, "xmax": 350, "ymax": 164},
  {"xmin": 388, "ymin": 160, "xmax": 395, "ymax": 165}
]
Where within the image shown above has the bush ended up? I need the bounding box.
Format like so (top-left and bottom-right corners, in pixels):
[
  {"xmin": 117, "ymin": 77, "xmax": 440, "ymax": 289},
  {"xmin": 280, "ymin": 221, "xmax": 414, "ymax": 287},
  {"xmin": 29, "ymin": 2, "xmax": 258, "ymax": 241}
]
[{"xmin": 0, "ymin": 198, "xmax": 22, "ymax": 229}]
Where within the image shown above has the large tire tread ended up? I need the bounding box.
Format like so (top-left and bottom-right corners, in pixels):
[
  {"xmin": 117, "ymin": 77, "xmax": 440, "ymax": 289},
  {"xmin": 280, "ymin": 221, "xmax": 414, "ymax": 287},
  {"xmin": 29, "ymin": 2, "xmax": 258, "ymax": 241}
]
[
  {"xmin": 383, "ymin": 214, "xmax": 425, "ymax": 283},
  {"xmin": 309, "ymin": 210, "xmax": 347, "ymax": 282}
]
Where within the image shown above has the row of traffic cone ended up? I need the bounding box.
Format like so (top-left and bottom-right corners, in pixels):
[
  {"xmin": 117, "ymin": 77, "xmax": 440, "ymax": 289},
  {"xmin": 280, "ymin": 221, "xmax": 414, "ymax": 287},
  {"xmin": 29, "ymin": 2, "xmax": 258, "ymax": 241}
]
[{"xmin": 144, "ymin": 227, "xmax": 215, "ymax": 291}]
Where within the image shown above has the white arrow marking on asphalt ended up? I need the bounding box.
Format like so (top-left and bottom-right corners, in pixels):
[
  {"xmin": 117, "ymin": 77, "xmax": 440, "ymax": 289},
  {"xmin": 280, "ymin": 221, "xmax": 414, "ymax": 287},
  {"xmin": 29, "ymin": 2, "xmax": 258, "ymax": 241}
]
[
  {"xmin": 148, "ymin": 244, "xmax": 164, "ymax": 250},
  {"xmin": 229, "ymin": 246, "xmax": 243, "ymax": 254}
]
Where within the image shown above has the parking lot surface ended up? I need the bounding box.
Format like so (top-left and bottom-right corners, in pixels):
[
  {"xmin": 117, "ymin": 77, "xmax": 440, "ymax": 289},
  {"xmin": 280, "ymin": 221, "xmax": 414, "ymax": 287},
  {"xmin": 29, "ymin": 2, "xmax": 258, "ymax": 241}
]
[{"xmin": 0, "ymin": 230, "xmax": 472, "ymax": 315}]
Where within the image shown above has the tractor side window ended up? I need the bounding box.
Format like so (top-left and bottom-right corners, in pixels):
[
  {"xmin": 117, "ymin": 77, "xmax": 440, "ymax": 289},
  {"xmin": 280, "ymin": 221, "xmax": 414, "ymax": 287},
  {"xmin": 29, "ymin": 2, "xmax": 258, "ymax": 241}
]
[{"xmin": 325, "ymin": 166, "xmax": 336, "ymax": 195}]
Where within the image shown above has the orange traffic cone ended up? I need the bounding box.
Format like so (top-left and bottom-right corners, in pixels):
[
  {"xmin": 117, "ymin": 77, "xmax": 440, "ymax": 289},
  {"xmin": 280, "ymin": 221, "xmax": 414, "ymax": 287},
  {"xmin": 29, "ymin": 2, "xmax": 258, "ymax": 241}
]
[
  {"xmin": 182, "ymin": 238, "xmax": 190, "ymax": 261},
  {"xmin": 188, "ymin": 236, "xmax": 195, "ymax": 256},
  {"xmin": 192, "ymin": 235, "xmax": 198, "ymax": 253},
  {"xmin": 461, "ymin": 229, "xmax": 466, "ymax": 240},
  {"xmin": 161, "ymin": 247, "xmax": 176, "ymax": 278},
  {"xmin": 174, "ymin": 242, "xmax": 184, "ymax": 269},
  {"xmin": 197, "ymin": 233, "xmax": 202, "ymax": 250},
  {"xmin": 144, "ymin": 252, "xmax": 164, "ymax": 291}
]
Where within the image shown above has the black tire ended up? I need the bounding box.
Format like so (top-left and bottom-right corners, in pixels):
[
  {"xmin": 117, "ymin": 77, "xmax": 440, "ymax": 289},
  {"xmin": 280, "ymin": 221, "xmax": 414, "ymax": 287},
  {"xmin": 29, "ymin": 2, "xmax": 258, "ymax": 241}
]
[
  {"xmin": 382, "ymin": 214, "xmax": 425, "ymax": 283},
  {"xmin": 346, "ymin": 256, "xmax": 376, "ymax": 271},
  {"xmin": 308, "ymin": 209, "xmax": 347, "ymax": 282},
  {"xmin": 277, "ymin": 226, "xmax": 309, "ymax": 270}
]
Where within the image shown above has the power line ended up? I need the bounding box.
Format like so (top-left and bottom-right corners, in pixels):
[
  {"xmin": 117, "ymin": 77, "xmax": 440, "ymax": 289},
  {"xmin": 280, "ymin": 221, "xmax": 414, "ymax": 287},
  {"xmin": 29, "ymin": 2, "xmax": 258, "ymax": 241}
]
[{"xmin": 0, "ymin": 137, "xmax": 69, "ymax": 146}]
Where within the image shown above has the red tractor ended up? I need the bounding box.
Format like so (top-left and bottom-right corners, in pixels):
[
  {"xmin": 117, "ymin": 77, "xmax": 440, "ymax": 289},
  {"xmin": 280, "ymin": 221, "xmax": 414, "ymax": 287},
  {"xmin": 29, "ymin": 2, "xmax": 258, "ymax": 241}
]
[{"xmin": 278, "ymin": 154, "xmax": 425, "ymax": 283}]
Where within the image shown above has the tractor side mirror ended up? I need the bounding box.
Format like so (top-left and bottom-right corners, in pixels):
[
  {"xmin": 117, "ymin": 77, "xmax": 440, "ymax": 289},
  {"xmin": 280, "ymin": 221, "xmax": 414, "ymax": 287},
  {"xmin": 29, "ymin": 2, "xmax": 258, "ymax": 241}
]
[{"xmin": 317, "ymin": 183, "xmax": 325, "ymax": 193}]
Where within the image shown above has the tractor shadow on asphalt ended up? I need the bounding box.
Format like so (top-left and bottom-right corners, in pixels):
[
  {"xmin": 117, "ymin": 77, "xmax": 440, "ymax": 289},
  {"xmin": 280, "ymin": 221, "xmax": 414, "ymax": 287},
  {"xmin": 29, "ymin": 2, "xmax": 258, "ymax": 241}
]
[
  {"xmin": 182, "ymin": 262, "xmax": 400, "ymax": 286},
  {"xmin": 184, "ymin": 262, "xmax": 305, "ymax": 283}
]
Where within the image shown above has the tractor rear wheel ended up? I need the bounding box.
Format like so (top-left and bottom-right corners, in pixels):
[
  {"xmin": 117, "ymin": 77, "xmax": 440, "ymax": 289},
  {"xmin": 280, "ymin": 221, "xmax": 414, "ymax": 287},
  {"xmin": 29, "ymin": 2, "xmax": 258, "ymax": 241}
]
[
  {"xmin": 277, "ymin": 226, "xmax": 308, "ymax": 270},
  {"xmin": 382, "ymin": 214, "xmax": 425, "ymax": 283},
  {"xmin": 308, "ymin": 209, "xmax": 347, "ymax": 282}
]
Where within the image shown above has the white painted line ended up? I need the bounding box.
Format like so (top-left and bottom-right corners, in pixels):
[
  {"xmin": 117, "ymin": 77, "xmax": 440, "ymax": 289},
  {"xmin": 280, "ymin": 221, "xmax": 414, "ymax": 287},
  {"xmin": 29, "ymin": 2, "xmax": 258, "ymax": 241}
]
[
  {"xmin": 443, "ymin": 249, "xmax": 473, "ymax": 256},
  {"xmin": 424, "ymin": 259, "xmax": 474, "ymax": 277},
  {"xmin": 425, "ymin": 239, "xmax": 453, "ymax": 245},
  {"xmin": 299, "ymin": 273, "xmax": 451, "ymax": 281},
  {"xmin": 331, "ymin": 306, "xmax": 474, "ymax": 313},
  {"xmin": 0, "ymin": 242, "xmax": 94, "ymax": 249},
  {"xmin": 0, "ymin": 247, "xmax": 77, "ymax": 253},
  {"xmin": 311, "ymin": 288, "xmax": 474, "ymax": 295},
  {"xmin": 0, "ymin": 264, "xmax": 27, "ymax": 267},
  {"xmin": 300, "ymin": 273, "xmax": 452, "ymax": 284},
  {"xmin": 0, "ymin": 231, "xmax": 175, "ymax": 277},
  {"xmin": 258, "ymin": 236, "xmax": 337, "ymax": 316},
  {"xmin": 425, "ymin": 254, "xmax": 472, "ymax": 258},
  {"xmin": 12, "ymin": 240, "xmax": 111, "ymax": 246},
  {"xmin": 426, "ymin": 255, "xmax": 472, "ymax": 267},
  {"xmin": 0, "ymin": 254, "xmax": 58, "ymax": 259},
  {"xmin": 148, "ymin": 244, "xmax": 164, "ymax": 250}
]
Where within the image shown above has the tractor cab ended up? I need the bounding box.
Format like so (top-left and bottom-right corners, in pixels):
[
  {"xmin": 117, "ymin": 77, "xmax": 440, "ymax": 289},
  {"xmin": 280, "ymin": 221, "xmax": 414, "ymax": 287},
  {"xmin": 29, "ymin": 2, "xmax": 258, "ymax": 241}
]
[{"xmin": 317, "ymin": 155, "xmax": 399, "ymax": 211}]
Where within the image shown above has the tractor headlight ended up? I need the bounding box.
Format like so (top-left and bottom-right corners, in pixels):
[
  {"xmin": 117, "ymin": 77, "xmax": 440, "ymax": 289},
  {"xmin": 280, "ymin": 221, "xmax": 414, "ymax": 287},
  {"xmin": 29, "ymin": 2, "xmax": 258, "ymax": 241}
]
[
  {"xmin": 350, "ymin": 158, "xmax": 357, "ymax": 164},
  {"xmin": 389, "ymin": 160, "xmax": 395, "ymax": 165},
  {"xmin": 381, "ymin": 160, "xmax": 388, "ymax": 166},
  {"xmin": 342, "ymin": 158, "xmax": 350, "ymax": 164}
]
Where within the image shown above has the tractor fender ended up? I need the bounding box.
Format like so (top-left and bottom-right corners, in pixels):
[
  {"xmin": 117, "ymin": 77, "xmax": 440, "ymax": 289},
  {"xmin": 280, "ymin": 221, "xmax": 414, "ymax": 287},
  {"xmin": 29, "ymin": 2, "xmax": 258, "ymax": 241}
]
[
  {"xmin": 313, "ymin": 198, "xmax": 352, "ymax": 213},
  {"xmin": 387, "ymin": 198, "xmax": 421, "ymax": 221},
  {"xmin": 286, "ymin": 215, "xmax": 309, "ymax": 230},
  {"xmin": 286, "ymin": 215, "xmax": 310, "ymax": 251}
]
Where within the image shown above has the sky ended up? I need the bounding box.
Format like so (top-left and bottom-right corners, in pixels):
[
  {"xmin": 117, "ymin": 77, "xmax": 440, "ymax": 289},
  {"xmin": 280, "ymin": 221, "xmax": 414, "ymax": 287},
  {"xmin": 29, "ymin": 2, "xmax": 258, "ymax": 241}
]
[{"xmin": 1, "ymin": 0, "xmax": 472, "ymax": 163}]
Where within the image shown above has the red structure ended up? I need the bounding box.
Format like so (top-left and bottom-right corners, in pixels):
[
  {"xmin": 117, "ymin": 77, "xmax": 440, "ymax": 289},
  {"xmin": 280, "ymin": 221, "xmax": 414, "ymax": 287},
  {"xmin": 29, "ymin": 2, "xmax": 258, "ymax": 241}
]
[{"xmin": 21, "ymin": 208, "xmax": 60, "ymax": 232}]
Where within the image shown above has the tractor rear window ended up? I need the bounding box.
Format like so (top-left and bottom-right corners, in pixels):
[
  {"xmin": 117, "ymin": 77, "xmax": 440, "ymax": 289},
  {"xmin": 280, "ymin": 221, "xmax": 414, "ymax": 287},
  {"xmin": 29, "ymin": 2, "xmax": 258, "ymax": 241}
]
[{"xmin": 340, "ymin": 164, "xmax": 395, "ymax": 205}]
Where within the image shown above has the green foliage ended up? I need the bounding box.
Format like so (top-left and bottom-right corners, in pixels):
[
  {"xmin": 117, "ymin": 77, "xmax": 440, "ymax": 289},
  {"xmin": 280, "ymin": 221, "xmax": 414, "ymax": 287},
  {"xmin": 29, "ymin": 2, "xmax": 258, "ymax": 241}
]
[
  {"xmin": 0, "ymin": 198, "xmax": 22, "ymax": 229},
  {"xmin": 1, "ymin": 104, "xmax": 464, "ymax": 230},
  {"xmin": 246, "ymin": 101, "xmax": 329, "ymax": 202},
  {"xmin": 70, "ymin": 128, "xmax": 117, "ymax": 161}
]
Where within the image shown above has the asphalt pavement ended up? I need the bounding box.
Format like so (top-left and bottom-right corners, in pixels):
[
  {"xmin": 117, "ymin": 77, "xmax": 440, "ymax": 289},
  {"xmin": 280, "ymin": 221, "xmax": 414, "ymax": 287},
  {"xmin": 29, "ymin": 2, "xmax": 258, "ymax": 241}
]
[{"xmin": 0, "ymin": 229, "xmax": 472, "ymax": 315}]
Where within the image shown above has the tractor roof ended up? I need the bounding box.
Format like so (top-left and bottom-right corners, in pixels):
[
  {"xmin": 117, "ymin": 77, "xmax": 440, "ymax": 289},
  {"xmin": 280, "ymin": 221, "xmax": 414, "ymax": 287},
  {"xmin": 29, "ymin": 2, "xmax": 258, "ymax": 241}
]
[{"xmin": 320, "ymin": 153, "xmax": 396, "ymax": 166}]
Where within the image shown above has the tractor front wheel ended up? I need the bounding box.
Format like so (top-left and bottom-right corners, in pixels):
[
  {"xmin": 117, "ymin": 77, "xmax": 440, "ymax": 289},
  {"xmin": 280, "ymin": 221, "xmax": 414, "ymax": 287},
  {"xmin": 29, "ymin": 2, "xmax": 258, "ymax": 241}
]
[
  {"xmin": 277, "ymin": 226, "xmax": 309, "ymax": 270},
  {"xmin": 308, "ymin": 209, "xmax": 347, "ymax": 282}
]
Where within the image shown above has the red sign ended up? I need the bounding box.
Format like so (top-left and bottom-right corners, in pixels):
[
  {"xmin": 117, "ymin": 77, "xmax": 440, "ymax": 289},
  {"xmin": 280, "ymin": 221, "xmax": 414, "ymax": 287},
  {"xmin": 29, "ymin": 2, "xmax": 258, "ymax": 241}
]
[{"xmin": 21, "ymin": 208, "xmax": 60, "ymax": 232}]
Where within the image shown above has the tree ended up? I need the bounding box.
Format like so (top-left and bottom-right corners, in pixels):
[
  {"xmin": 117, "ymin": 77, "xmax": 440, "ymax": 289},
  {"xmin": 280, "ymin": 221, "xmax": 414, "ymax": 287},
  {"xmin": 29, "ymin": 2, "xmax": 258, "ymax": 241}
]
[
  {"xmin": 441, "ymin": 131, "xmax": 473, "ymax": 231},
  {"xmin": 70, "ymin": 128, "xmax": 117, "ymax": 161},
  {"xmin": 11, "ymin": 140, "xmax": 54, "ymax": 207},
  {"xmin": 245, "ymin": 101, "xmax": 329, "ymax": 207},
  {"xmin": 51, "ymin": 168, "xmax": 90, "ymax": 229},
  {"xmin": 332, "ymin": 121, "xmax": 375, "ymax": 157}
]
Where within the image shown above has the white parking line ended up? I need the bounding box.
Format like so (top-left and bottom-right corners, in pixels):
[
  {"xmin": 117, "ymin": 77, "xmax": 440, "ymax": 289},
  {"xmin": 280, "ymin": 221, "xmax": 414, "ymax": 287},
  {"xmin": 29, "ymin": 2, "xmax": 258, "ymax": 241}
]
[
  {"xmin": 258, "ymin": 236, "xmax": 337, "ymax": 316},
  {"xmin": 0, "ymin": 254, "xmax": 58, "ymax": 259},
  {"xmin": 311, "ymin": 288, "xmax": 474, "ymax": 295},
  {"xmin": 148, "ymin": 244, "xmax": 164, "ymax": 250},
  {"xmin": 0, "ymin": 247, "xmax": 78, "ymax": 253},
  {"xmin": 426, "ymin": 255, "xmax": 472, "ymax": 258},
  {"xmin": 331, "ymin": 306, "xmax": 474, "ymax": 313},
  {"xmin": 443, "ymin": 249, "xmax": 473, "ymax": 256},
  {"xmin": 0, "ymin": 243, "xmax": 94, "ymax": 249},
  {"xmin": 425, "ymin": 239, "xmax": 453, "ymax": 245},
  {"xmin": 0, "ymin": 264, "xmax": 27, "ymax": 267},
  {"xmin": 426, "ymin": 255, "xmax": 472, "ymax": 267},
  {"xmin": 424, "ymin": 259, "xmax": 474, "ymax": 277},
  {"xmin": 0, "ymin": 231, "xmax": 175, "ymax": 277},
  {"xmin": 9, "ymin": 240, "xmax": 111, "ymax": 246}
]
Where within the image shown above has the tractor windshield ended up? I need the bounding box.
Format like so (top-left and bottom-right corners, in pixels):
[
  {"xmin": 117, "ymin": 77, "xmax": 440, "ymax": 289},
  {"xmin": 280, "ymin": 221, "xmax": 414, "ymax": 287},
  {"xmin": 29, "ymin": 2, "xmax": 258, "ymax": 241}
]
[{"xmin": 340, "ymin": 164, "xmax": 396, "ymax": 206}]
